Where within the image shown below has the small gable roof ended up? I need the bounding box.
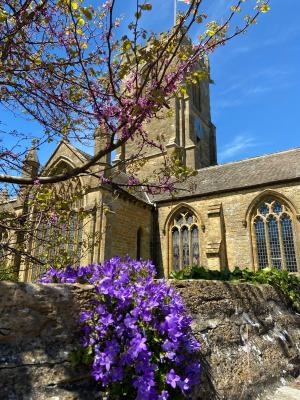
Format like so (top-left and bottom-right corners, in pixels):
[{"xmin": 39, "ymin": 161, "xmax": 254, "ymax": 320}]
[{"xmin": 40, "ymin": 140, "xmax": 91, "ymax": 173}]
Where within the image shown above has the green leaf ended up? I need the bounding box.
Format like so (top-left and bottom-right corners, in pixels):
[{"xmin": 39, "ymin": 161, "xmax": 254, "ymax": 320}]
[
  {"xmin": 140, "ymin": 3, "xmax": 152, "ymax": 11},
  {"xmin": 69, "ymin": 348, "xmax": 83, "ymax": 366},
  {"xmin": 82, "ymin": 8, "xmax": 92, "ymax": 20},
  {"xmin": 0, "ymin": 12, "xmax": 7, "ymax": 22}
]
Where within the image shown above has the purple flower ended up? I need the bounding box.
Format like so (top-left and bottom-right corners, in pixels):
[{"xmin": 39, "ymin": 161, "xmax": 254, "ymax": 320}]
[
  {"xmin": 166, "ymin": 369, "xmax": 180, "ymax": 389},
  {"xmin": 79, "ymin": 311, "xmax": 92, "ymax": 322},
  {"xmin": 111, "ymin": 366, "xmax": 123, "ymax": 382},
  {"xmin": 49, "ymin": 212, "xmax": 58, "ymax": 225},
  {"xmin": 40, "ymin": 256, "xmax": 201, "ymax": 398},
  {"xmin": 100, "ymin": 313, "xmax": 114, "ymax": 327},
  {"xmin": 128, "ymin": 334, "xmax": 147, "ymax": 359},
  {"xmin": 179, "ymin": 377, "xmax": 190, "ymax": 391},
  {"xmin": 158, "ymin": 390, "xmax": 169, "ymax": 400}
]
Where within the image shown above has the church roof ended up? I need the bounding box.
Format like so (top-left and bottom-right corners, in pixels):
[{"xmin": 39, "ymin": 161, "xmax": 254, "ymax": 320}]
[
  {"xmin": 111, "ymin": 172, "xmax": 153, "ymax": 205},
  {"xmin": 152, "ymin": 147, "xmax": 300, "ymax": 203},
  {"xmin": 40, "ymin": 140, "xmax": 92, "ymax": 174},
  {"xmin": 69, "ymin": 144, "xmax": 92, "ymax": 161}
]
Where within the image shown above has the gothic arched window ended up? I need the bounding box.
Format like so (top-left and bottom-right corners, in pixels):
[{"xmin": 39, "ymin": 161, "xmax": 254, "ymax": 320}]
[
  {"xmin": 170, "ymin": 209, "xmax": 200, "ymax": 271},
  {"xmin": 252, "ymin": 198, "xmax": 298, "ymax": 272},
  {"xmin": 0, "ymin": 226, "xmax": 9, "ymax": 266},
  {"xmin": 31, "ymin": 178, "xmax": 84, "ymax": 281}
]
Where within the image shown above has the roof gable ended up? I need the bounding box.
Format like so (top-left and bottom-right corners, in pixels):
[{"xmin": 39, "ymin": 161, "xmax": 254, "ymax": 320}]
[{"xmin": 40, "ymin": 141, "xmax": 91, "ymax": 174}]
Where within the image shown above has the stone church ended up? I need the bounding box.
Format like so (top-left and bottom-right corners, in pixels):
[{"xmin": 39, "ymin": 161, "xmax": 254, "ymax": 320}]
[{"xmin": 1, "ymin": 73, "xmax": 300, "ymax": 281}]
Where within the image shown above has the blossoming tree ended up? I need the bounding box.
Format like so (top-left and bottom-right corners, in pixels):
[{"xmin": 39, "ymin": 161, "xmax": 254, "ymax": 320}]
[
  {"xmin": 0, "ymin": 0, "xmax": 270, "ymax": 274},
  {"xmin": 0, "ymin": 0, "xmax": 270, "ymax": 187}
]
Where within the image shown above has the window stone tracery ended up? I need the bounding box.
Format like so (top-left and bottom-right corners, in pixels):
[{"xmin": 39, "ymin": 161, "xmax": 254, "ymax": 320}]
[
  {"xmin": 170, "ymin": 209, "xmax": 200, "ymax": 271},
  {"xmin": 31, "ymin": 177, "xmax": 84, "ymax": 281},
  {"xmin": 0, "ymin": 226, "xmax": 9, "ymax": 266},
  {"xmin": 252, "ymin": 198, "xmax": 298, "ymax": 272}
]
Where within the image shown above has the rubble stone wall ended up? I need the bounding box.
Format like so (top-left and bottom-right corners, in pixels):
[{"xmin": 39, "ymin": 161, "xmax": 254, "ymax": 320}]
[{"xmin": 0, "ymin": 280, "xmax": 299, "ymax": 400}]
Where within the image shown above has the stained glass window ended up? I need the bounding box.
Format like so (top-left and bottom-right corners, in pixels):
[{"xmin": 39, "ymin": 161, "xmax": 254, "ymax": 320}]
[
  {"xmin": 172, "ymin": 228, "xmax": 180, "ymax": 272},
  {"xmin": 281, "ymin": 215, "xmax": 297, "ymax": 272},
  {"xmin": 187, "ymin": 214, "xmax": 193, "ymax": 225},
  {"xmin": 68, "ymin": 212, "xmax": 77, "ymax": 255},
  {"xmin": 76, "ymin": 218, "xmax": 83, "ymax": 263},
  {"xmin": 31, "ymin": 220, "xmax": 48, "ymax": 281},
  {"xmin": 170, "ymin": 209, "xmax": 200, "ymax": 271},
  {"xmin": 254, "ymin": 217, "xmax": 268, "ymax": 269},
  {"xmin": 182, "ymin": 227, "xmax": 190, "ymax": 267},
  {"xmin": 31, "ymin": 178, "xmax": 85, "ymax": 281},
  {"xmin": 267, "ymin": 216, "xmax": 282, "ymax": 270},
  {"xmin": 252, "ymin": 199, "xmax": 298, "ymax": 272},
  {"xmin": 272, "ymin": 202, "xmax": 282, "ymax": 215},
  {"xmin": 0, "ymin": 227, "xmax": 9, "ymax": 266},
  {"xmin": 259, "ymin": 204, "xmax": 269, "ymax": 216},
  {"xmin": 175, "ymin": 214, "xmax": 183, "ymax": 226},
  {"xmin": 191, "ymin": 226, "xmax": 200, "ymax": 265}
]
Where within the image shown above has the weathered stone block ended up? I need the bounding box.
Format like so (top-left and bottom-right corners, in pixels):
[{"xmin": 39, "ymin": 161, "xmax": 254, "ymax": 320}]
[
  {"xmin": 170, "ymin": 280, "xmax": 300, "ymax": 400},
  {"xmin": 0, "ymin": 280, "xmax": 299, "ymax": 400}
]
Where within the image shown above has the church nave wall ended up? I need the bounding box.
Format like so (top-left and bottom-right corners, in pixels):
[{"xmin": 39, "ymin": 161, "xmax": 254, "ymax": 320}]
[{"xmin": 156, "ymin": 181, "xmax": 300, "ymax": 277}]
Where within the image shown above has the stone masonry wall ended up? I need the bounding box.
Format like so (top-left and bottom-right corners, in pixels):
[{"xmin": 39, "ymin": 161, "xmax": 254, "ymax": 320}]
[
  {"xmin": 0, "ymin": 280, "xmax": 299, "ymax": 400},
  {"xmin": 156, "ymin": 181, "xmax": 300, "ymax": 276},
  {"xmin": 109, "ymin": 196, "xmax": 152, "ymax": 260}
]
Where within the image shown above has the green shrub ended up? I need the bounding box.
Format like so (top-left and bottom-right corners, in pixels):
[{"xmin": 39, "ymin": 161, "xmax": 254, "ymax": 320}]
[
  {"xmin": 170, "ymin": 266, "xmax": 300, "ymax": 312},
  {"xmin": 0, "ymin": 268, "xmax": 18, "ymax": 282}
]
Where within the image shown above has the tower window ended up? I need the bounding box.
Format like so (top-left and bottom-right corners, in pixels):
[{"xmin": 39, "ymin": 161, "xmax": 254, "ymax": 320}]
[
  {"xmin": 252, "ymin": 199, "xmax": 298, "ymax": 272},
  {"xmin": 191, "ymin": 84, "xmax": 201, "ymax": 112},
  {"xmin": 194, "ymin": 117, "xmax": 204, "ymax": 141},
  {"xmin": 170, "ymin": 209, "xmax": 200, "ymax": 271}
]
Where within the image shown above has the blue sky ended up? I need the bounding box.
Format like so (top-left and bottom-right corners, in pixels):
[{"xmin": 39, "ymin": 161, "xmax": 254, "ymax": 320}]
[
  {"xmin": 1, "ymin": 0, "xmax": 299, "ymax": 166},
  {"xmin": 208, "ymin": 0, "xmax": 300, "ymax": 163}
]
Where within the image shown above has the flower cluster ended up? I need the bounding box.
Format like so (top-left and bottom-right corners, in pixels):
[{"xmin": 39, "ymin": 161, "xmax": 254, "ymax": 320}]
[{"xmin": 40, "ymin": 257, "xmax": 201, "ymax": 399}]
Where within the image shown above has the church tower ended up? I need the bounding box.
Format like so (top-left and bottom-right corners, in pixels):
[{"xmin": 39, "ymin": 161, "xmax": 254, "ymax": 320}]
[
  {"xmin": 173, "ymin": 66, "xmax": 217, "ymax": 169},
  {"xmin": 114, "ymin": 60, "xmax": 217, "ymax": 178}
]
